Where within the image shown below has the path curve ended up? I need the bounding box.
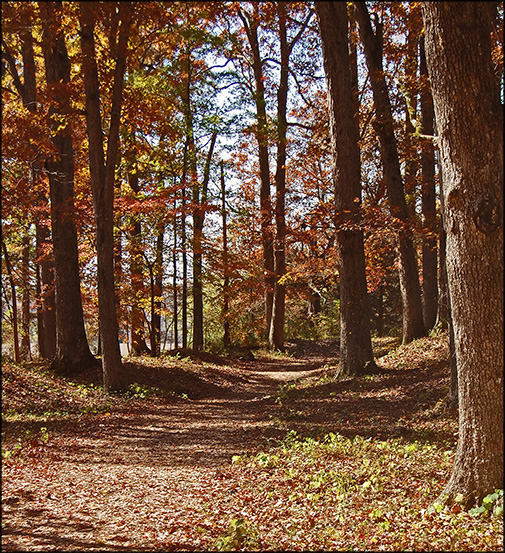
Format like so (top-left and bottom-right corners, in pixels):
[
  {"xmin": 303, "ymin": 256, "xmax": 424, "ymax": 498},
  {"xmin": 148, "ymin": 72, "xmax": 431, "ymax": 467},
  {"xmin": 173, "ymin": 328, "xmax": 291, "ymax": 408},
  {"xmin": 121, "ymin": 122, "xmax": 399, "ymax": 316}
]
[{"xmin": 2, "ymin": 353, "xmax": 336, "ymax": 551}]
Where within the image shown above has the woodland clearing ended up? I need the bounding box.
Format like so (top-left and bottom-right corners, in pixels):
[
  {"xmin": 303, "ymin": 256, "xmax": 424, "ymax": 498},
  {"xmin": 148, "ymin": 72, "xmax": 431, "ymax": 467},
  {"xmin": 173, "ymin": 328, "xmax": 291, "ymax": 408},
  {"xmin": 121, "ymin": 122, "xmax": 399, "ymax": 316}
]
[{"xmin": 2, "ymin": 332, "xmax": 503, "ymax": 551}]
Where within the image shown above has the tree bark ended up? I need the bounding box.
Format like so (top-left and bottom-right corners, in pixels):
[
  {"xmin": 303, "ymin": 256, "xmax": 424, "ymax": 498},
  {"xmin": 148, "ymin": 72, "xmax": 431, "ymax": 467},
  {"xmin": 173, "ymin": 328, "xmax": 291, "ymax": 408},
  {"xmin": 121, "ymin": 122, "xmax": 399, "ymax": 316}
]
[
  {"xmin": 192, "ymin": 132, "xmax": 218, "ymax": 350},
  {"xmin": 437, "ymin": 166, "xmax": 457, "ymax": 408},
  {"xmin": 35, "ymin": 222, "xmax": 56, "ymax": 359},
  {"xmin": 127, "ymin": 204, "xmax": 150, "ymax": 356},
  {"xmin": 172, "ymin": 199, "xmax": 179, "ymax": 350},
  {"xmin": 39, "ymin": 1, "xmax": 97, "ymax": 375},
  {"xmin": 181, "ymin": 188, "xmax": 188, "ymax": 349},
  {"xmin": 221, "ymin": 161, "xmax": 231, "ymax": 349},
  {"xmin": 354, "ymin": 1, "xmax": 425, "ymax": 345},
  {"xmin": 419, "ymin": 37, "xmax": 438, "ymax": 331},
  {"xmin": 422, "ymin": 1, "xmax": 503, "ymax": 507},
  {"xmin": 269, "ymin": 2, "xmax": 289, "ymax": 351},
  {"xmin": 152, "ymin": 228, "xmax": 164, "ymax": 355},
  {"xmin": 316, "ymin": 2, "xmax": 376, "ymax": 377},
  {"xmin": 79, "ymin": 1, "xmax": 132, "ymax": 391},
  {"xmin": 20, "ymin": 231, "xmax": 32, "ymax": 361},
  {"xmin": 2, "ymin": 238, "xmax": 21, "ymax": 363}
]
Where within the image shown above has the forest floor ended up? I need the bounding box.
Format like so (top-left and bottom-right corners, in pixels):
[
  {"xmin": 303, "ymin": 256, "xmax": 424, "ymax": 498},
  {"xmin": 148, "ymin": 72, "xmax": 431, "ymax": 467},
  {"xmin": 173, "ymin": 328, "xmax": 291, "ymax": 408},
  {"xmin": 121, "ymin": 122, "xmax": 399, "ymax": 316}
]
[{"xmin": 2, "ymin": 332, "xmax": 503, "ymax": 551}]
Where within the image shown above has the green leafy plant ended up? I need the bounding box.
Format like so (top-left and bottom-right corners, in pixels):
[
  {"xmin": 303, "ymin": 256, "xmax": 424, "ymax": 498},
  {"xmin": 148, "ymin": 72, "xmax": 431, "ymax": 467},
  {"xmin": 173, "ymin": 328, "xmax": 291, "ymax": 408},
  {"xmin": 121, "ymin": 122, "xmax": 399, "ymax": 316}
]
[
  {"xmin": 274, "ymin": 381, "xmax": 297, "ymax": 406},
  {"xmin": 214, "ymin": 518, "xmax": 259, "ymax": 551},
  {"xmin": 126, "ymin": 383, "xmax": 163, "ymax": 399},
  {"xmin": 1, "ymin": 442, "xmax": 23, "ymax": 461},
  {"xmin": 469, "ymin": 490, "xmax": 504, "ymax": 517}
]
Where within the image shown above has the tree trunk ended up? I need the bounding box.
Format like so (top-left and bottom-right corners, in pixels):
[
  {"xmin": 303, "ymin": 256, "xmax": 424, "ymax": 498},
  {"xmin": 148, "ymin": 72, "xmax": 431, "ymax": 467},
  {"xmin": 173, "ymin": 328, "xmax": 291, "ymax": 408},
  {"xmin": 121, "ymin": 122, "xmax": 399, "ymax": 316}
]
[
  {"xmin": 128, "ymin": 213, "xmax": 150, "ymax": 355},
  {"xmin": 172, "ymin": 200, "xmax": 179, "ymax": 350},
  {"xmin": 40, "ymin": 1, "xmax": 97, "ymax": 375},
  {"xmin": 437, "ymin": 170, "xmax": 457, "ymax": 408},
  {"xmin": 35, "ymin": 221, "xmax": 56, "ymax": 359},
  {"xmin": 422, "ymin": 1, "xmax": 503, "ymax": 507},
  {"xmin": 376, "ymin": 286, "xmax": 385, "ymax": 338},
  {"xmin": 238, "ymin": 5, "xmax": 275, "ymax": 338},
  {"xmin": 2, "ymin": 238, "xmax": 21, "ymax": 363},
  {"xmin": 20, "ymin": 231, "xmax": 32, "ymax": 361},
  {"xmin": 9, "ymin": 6, "xmax": 57, "ymax": 359},
  {"xmin": 181, "ymin": 188, "xmax": 188, "ymax": 349},
  {"xmin": 402, "ymin": 14, "xmax": 421, "ymax": 221},
  {"xmin": 79, "ymin": 1, "xmax": 132, "ymax": 391},
  {"xmin": 221, "ymin": 161, "xmax": 231, "ymax": 349},
  {"xmin": 316, "ymin": 1, "xmax": 376, "ymax": 376},
  {"xmin": 269, "ymin": 2, "xmax": 288, "ymax": 351},
  {"xmin": 152, "ymin": 228, "xmax": 164, "ymax": 355},
  {"xmin": 192, "ymin": 132, "xmax": 217, "ymax": 350},
  {"xmin": 354, "ymin": 1, "xmax": 425, "ymax": 345},
  {"xmin": 419, "ymin": 37, "xmax": 438, "ymax": 331}
]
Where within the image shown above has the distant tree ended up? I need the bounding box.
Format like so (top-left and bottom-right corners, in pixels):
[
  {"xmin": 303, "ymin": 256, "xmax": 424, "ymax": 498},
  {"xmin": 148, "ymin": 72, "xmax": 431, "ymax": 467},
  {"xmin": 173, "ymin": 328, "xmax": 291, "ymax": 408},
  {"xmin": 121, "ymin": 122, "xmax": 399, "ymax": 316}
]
[
  {"xmin": 1, "ymin": 238, "xmax": 21, "ymax": 363},
  {"xmin": 2, "ymin": 2, "xmax": 57, "ymax": 358},
  {"xmin": 316, "ymin": 2, "xmax": 376, "ymax": 376},
  {"xmin": 79, "ymin": 1, "xmax": 132, "ymax": 391},
  {"xmin": 236, "ymin": 3, "xmax": 276, "ymax": 339},
  {"xmin": 419, "ymin": 36, "xmax": 438, "ymax": 331},
  {"xmin": 354, "ymin": 1, "xmax": 425, "ymax": 344},
  {"xmin": 422, "ymin": 1, "xmax": 503, "ymax": 508}
]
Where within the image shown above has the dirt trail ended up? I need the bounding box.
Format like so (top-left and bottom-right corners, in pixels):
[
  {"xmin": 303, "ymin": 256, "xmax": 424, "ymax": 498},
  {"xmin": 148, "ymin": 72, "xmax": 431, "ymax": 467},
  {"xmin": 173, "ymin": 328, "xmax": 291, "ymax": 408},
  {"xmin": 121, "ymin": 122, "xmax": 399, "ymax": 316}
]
[{"xmin": 2, "ymin": 353, "xmax": 336, "ymax": 551}]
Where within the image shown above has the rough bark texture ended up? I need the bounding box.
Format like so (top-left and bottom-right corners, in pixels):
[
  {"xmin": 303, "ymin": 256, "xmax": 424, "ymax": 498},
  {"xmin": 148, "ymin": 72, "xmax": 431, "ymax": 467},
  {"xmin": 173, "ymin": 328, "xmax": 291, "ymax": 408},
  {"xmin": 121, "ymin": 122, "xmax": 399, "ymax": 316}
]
[
  {"xmin": 422, "ymin": 1, "xmax": 503, "ymax": 506},
  {"xmin": 316, "ymin": 2, "xmax": 376, "ymax": 377},
  {"xmin": 354, "ymin": 1, "xmax": 425, "ymax": 345},
  {"xmin": 79, "ymin": 2, "xmax": 132, "ymax": 391},
  {"xmin": 40, "ymin": 1, "xmax": 97, "ymax": 375},
  {"xmin": 437, "ymin": 164, "xmax": 458, "ymax": 408}
]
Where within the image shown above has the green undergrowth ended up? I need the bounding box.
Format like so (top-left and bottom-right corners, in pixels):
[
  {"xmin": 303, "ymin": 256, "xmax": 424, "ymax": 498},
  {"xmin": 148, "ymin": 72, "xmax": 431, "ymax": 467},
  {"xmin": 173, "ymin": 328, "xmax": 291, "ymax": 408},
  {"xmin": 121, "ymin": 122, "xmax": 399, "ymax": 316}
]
[{"xmin": 210, "ymin": 430, "xmax": 503, "ymax": 551}]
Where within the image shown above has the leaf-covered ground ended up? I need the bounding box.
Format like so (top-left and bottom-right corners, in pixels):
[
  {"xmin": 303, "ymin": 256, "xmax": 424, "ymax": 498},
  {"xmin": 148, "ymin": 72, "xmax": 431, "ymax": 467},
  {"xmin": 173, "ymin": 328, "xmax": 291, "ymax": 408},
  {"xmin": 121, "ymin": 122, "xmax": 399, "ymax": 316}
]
[{"xmin": 2, "ymin": 333, "xmax": 503, "ymax": 551}]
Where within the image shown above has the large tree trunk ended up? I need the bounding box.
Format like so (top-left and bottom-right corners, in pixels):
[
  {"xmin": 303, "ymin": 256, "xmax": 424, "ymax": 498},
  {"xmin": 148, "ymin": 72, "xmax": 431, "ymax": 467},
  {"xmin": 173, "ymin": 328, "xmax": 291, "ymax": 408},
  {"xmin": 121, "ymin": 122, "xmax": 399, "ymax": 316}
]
[
  {"xmin": 422, "ymin": 1, "xmax": 503, "ymax": 507},
  {"xmin": 419, "ymin": 37, "xmax": 438, "ymax": 331},
  {"xmin": 354, "ymin": 1, "xmax": 425, "ymax": 345},
  {"xmin": 316, "ymin": 2, "xmax": 376, "ymax": 377},
  {"xmin": 79, "ymin": 2, "xmax": 132, "ymax": 392},
  {"xmin": 40, "ymin": 1, "xmax": 97, "ymax": 375},
  {"xmin": 437, "ymin": 167, "xmax": 458, "ymax": 409}
]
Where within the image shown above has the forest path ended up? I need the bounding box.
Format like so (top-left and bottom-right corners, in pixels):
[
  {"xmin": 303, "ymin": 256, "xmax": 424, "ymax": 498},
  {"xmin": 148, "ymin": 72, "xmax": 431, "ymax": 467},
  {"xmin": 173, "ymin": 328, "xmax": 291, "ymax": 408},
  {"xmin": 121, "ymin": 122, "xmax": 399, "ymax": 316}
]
[{"xmin": 2, "ymin": 349, "xmax": 339, "ymax": 551}]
